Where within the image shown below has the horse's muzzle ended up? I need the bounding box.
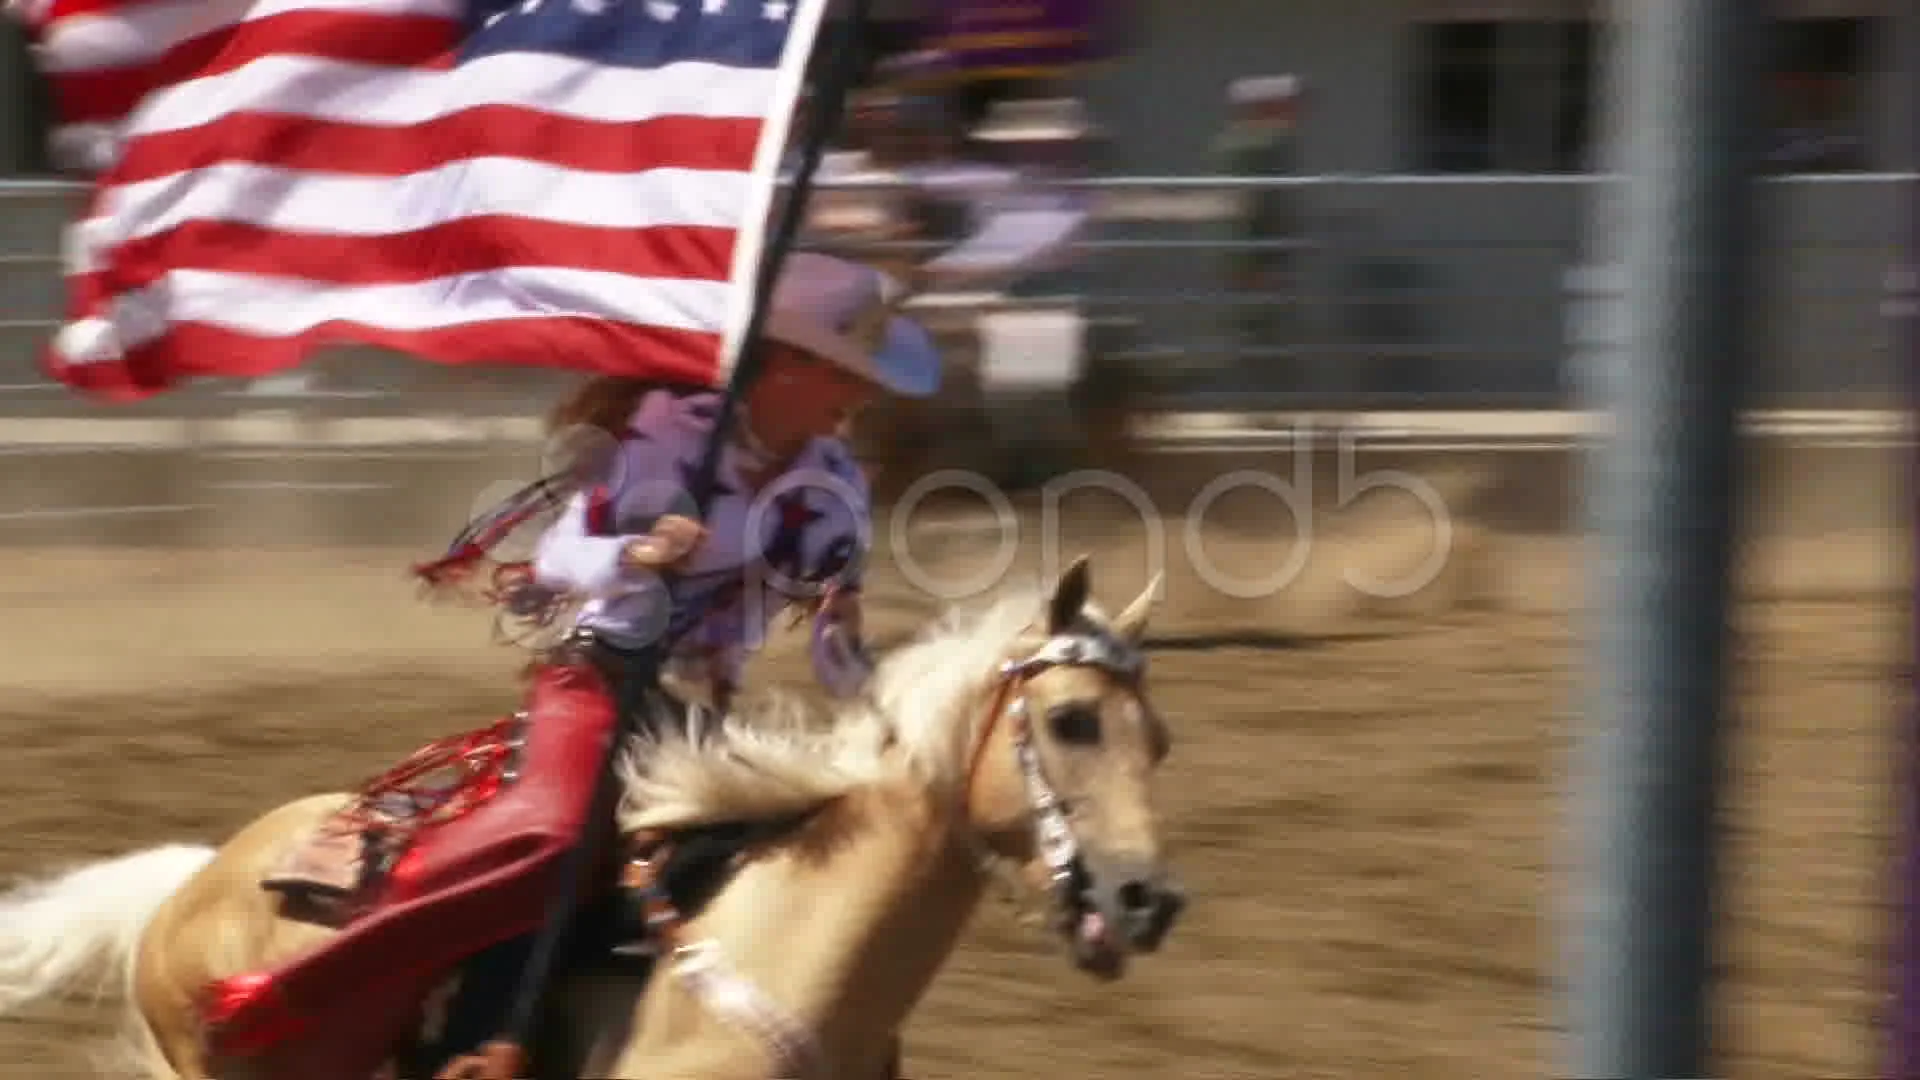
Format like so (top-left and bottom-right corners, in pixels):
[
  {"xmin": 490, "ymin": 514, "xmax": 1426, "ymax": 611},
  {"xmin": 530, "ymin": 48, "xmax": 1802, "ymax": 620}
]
[{"xmin": 1085, "ymin": 859, "xmax": 1185, "ymax": 955}]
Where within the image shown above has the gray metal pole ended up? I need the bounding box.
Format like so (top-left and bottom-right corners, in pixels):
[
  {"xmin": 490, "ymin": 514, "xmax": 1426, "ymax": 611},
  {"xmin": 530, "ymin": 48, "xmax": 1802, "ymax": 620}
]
[{"xmin": 1566, "ymin": 0, "xmax": 1769, "ymax": 1075}]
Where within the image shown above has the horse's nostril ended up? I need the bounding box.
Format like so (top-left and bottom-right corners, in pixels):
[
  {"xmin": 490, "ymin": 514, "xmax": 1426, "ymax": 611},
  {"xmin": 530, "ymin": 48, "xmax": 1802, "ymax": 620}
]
[
  {"xmin": 1159, "ymin": 888, "xmax": 1186, "ymax": 928},
  {"xmin": 1116, "ymin": 880, "xmax": 1154, "ymax": 914}
]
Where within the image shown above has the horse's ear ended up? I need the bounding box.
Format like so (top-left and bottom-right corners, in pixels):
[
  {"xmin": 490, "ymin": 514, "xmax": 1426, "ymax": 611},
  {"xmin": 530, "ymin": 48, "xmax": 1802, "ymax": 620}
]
[
  {"xmin": 1111, "ymin": 571, "xmax": 1162, "ymax": 646},
  {"xmin": 1048, "ymin": 555, "xmax": 1093, "ymax": 633}
]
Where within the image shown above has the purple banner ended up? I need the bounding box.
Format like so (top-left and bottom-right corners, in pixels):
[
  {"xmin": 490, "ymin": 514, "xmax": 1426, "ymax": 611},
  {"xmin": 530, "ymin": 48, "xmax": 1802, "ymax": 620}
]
[
  {"xmin": 925, "ymin": 0, "xmax": 1122, "ymax": 79},
  {"xmin": 1892, "ymin": 119, "xmax": 1920, "ymax": 1080},
  {"xmin": 1890, "ymin": 15, "xmax": 1920, "ymax": 1073}
]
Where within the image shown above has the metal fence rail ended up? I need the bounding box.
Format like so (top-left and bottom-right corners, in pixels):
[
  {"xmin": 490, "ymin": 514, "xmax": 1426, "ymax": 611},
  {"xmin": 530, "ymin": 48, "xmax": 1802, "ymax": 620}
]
[
  {"xmin": 1, "ymin": 173, "xmax": 1913, "ymax": 420},
  {"xmin": 0, "ymin": 172, "xmax": 1910, "ymax": 549}
]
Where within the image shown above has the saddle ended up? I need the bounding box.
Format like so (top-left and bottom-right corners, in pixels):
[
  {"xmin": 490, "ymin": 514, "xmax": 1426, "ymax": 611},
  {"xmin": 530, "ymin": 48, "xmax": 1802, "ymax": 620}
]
[
  {"xmin": 257, "ymin": 713, "xmax": 808, "ymax": 1078},
  {"xmin": 262, "ymin": 711, "xmax": 788, "ymax": 933},
  {"xmin": 261, "ymin": 715, "xmax": 529, "ymax": 919}
]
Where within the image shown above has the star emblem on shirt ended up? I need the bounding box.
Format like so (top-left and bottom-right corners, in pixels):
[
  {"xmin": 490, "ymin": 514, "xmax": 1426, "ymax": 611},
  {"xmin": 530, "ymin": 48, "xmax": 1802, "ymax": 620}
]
[
  {"xmin": 777, "ymin": 490, "xmax": 823, "ymax": 532},
  {"xmin": 759, "ymin": 488, "xmax": 824, "ymax": 581}
]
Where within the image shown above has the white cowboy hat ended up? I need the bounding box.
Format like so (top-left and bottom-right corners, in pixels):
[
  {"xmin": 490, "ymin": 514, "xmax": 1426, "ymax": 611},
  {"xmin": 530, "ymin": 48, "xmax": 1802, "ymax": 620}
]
[
  {"xmin": 762, "ymin": 252, "xmax": 941, "ymax": 398},
  {"xmin": 969, "ymin": 97, "xmax": 1098, "ymax": 143}
]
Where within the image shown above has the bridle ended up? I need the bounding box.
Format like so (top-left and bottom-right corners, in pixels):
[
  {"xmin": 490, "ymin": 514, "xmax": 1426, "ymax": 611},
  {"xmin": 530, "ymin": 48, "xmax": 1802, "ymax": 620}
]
[
  {"xmin": 961, "ymin": 625, "xmax": 1147, "ymax": 924},
  {"xmin": 654, "ymin": 624, "xmax": 1146, "ymax": 1080}
]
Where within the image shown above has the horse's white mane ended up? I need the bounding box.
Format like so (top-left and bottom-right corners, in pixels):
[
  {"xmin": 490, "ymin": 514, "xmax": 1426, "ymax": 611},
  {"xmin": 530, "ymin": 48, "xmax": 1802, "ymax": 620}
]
[{"xmin": 617, "ymin": 588, "xmax": 1051, "ymax": 833}]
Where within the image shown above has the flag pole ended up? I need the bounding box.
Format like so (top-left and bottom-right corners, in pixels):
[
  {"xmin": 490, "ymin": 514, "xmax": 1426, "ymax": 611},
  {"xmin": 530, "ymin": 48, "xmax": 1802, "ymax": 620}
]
[
  {"xmin": 468, "ymin": 4, "xmax": 874, "ymax": 1072},
  {"xmin": 685, "ymin": 0, "xmax": 874, "ymax": 514}
]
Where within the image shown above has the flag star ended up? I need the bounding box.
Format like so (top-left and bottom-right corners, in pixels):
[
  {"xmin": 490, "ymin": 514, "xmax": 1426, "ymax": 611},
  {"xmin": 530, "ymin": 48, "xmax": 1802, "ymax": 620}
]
[
  {"xmin": 762, "ymin": 0, "xmax": 789, "ymax": 19},
  {"xmin": 645, "ymin": 0, "xmax": 678, "ymax": 19},
  {"xmin": 702, "ymin": 0, "xmax": 727, "ymax": 11}
]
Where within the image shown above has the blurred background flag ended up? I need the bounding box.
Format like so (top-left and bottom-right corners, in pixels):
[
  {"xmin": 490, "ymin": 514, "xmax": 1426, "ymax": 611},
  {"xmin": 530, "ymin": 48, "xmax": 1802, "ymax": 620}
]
[{"xmin": 5, "ymin": 0, "xmax": 828, "ymax": 400}]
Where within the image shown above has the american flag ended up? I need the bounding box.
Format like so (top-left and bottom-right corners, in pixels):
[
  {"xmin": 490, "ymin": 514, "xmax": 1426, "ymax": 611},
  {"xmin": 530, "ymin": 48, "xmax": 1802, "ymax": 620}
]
[{"xmin": 7, "ymin": 0, "xmax": 828, "ymax": 400}]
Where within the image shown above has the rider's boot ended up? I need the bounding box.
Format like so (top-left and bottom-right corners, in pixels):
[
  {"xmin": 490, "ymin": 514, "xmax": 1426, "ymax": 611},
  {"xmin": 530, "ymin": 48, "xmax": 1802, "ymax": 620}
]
[{"xmin": 202, "ymin": 658, "xmax": 622, "ymax": 1056}]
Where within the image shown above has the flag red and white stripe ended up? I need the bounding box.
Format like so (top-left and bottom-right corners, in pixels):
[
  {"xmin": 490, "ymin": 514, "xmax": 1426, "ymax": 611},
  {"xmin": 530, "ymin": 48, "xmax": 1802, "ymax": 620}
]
[{"xmin": 9, "ymin": 0, "xmax": 827, "ymax": 400}]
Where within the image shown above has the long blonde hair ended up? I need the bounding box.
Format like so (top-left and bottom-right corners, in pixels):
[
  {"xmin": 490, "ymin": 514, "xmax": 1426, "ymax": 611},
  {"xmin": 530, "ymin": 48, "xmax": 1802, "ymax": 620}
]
[
  {"xmin": 543, "ymin": 374, "xmax": 720, "ymax": 478},
  {"xmin": 546, "ymin": 375, "xmax": 705, "ymax": 439},
  {"xmin": 411, "ymin": 375, "xmax": 709, "ymax": 605}
]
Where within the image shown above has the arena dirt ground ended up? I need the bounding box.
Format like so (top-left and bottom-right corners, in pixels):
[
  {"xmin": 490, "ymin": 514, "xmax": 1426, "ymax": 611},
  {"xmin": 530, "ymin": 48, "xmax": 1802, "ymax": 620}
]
[{"xmin": 0, "ymin": 445, "xmax": 1909, "ymax": 1078}]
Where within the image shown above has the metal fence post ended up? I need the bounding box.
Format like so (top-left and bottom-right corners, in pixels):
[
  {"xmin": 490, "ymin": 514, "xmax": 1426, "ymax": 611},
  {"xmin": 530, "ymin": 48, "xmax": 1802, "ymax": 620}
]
[{"xmin": 1565, "ymin": 0, "xmax": 1769, "ymax": 1075}]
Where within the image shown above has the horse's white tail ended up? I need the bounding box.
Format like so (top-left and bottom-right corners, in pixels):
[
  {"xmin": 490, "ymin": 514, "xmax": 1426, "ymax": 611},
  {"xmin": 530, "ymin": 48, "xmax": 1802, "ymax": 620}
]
[{"xmin": 0, "ymin": 844, "xmax": 215, "ymax": 1015}]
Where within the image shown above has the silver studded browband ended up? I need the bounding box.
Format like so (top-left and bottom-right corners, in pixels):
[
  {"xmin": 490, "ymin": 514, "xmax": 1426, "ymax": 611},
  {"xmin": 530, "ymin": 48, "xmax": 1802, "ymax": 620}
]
[{"xmin": 999, "ymin": 629, "xmax": 1144, "ymax": 681}]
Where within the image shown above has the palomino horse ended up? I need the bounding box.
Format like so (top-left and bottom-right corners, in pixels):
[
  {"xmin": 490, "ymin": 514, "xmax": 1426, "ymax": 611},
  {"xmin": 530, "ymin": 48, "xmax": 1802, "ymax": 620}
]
[{"xmin": 0, "ymin": 557, "xmax": 1184, "ymax": 1078}]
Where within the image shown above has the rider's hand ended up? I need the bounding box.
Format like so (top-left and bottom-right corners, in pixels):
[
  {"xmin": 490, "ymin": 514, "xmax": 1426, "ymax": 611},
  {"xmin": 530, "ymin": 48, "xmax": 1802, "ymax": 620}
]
[
  {"xmin": 620, "ymin": 514, "xmax": 705, "ymax": 571},
  {"xmin": 820, "ymin": 587, "xmax": 863, "ymax": 643},
  {"xmin": 810, "ymin": 591, "xmax": 873, "ymax": 699}
]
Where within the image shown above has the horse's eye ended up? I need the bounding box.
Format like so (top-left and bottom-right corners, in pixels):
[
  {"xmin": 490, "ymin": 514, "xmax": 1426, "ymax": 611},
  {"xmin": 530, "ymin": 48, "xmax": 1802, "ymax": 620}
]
[{"xmin": 1047, "ymin": 704, "xmax": 1102, "ymax": 746}]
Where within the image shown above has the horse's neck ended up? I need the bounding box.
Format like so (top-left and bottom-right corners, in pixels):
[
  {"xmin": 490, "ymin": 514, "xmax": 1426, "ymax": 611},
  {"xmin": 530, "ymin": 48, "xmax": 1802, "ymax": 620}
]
[
  {"xmin": 623, "ymin": 779, "xmax": 986, "ymax": 1076},
  {"xmin": 774, "ymin": 782, "xmax": 985, "ymax": 1041}
]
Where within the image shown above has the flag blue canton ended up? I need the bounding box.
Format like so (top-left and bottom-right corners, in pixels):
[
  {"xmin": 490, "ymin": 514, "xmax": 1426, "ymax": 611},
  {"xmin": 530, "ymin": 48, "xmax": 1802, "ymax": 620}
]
[{"xmin": 465, "ymin": 0, "xmax": 799, "ymax": 69}]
